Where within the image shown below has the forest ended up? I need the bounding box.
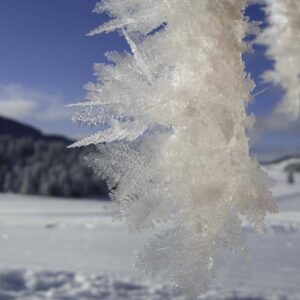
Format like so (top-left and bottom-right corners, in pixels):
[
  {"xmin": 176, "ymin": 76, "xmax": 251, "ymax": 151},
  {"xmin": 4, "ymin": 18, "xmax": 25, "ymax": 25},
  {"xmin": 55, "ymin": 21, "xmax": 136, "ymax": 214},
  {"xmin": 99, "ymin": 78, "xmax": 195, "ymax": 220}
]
[{"xmin": 0, "ymin": 135, "xmax": 108, "ymax": 199}]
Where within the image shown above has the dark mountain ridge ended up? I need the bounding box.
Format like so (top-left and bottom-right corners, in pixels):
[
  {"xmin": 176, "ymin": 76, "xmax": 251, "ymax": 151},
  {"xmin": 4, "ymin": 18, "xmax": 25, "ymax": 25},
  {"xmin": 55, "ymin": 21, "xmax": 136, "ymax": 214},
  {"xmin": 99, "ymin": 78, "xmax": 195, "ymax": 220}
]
[
  {"xmin": 0, "ymin": 115, "xmax": 73, "ymax": 144},
  {"xmin": 0, "ymin": 116, "xmax": 108, "ymax": 199}
]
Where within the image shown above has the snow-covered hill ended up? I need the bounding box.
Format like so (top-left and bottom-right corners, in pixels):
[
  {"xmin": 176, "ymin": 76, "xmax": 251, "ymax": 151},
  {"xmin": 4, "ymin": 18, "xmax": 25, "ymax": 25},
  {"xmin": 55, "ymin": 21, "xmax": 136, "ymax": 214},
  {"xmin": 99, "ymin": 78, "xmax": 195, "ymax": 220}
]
[{"xmin": 0, "ymin": 159, "xmax": 299, "ymax": 299}]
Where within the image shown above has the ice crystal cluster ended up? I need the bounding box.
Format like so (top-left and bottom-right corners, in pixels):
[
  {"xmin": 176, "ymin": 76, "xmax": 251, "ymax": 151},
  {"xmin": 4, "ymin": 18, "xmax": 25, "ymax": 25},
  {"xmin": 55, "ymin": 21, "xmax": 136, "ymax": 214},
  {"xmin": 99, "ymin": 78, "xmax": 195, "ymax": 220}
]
[
  {"xmin": 258, "ymin": 0, "xmax": 300, "ymax": 118},
  {"xmin": 70, "ymin": 1, "xmax": 277, "ymax": 298}
]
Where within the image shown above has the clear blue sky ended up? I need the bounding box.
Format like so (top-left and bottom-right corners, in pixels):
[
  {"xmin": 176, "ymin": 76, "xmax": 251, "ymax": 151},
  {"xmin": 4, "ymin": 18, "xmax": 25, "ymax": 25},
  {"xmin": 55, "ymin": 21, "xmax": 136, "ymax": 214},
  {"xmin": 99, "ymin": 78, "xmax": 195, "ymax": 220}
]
[
  {"xmin": 0, "ymin": 1, "xmax": 297, "ymax": 157},
  {"xmin": 0, "ymin": 0, "xmax": 129, "ymax": 100}
]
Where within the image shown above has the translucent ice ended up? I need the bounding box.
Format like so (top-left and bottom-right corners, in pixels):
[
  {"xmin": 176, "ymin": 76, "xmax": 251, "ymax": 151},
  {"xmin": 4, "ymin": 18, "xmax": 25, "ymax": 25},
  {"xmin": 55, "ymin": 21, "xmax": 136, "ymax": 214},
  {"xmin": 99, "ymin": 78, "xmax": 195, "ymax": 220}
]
[{"xmin": 71, "ymin": 1, "xmax": 277, "ymax": 298}]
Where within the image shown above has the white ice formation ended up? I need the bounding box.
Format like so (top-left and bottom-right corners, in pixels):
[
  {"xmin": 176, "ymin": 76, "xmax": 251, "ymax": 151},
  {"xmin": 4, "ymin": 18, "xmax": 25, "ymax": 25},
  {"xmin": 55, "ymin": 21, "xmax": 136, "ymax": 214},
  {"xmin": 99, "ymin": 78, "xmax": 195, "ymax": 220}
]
[
  {"xmin": 70, "ymin": 1, "xmax": 277, "ymax": 298},
  {"xmin": 258, "ymin": 0, "xmax": 300, "ymax": 118}
]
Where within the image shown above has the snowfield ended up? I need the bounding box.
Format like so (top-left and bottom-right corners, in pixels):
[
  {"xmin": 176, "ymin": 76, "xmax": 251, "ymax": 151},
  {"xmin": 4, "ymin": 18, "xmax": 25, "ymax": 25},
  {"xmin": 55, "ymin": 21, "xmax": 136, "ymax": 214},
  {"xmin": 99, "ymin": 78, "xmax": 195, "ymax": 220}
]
[{"xmin": 0, "ymin": 159, "xmax": 300, "ymax": 299}]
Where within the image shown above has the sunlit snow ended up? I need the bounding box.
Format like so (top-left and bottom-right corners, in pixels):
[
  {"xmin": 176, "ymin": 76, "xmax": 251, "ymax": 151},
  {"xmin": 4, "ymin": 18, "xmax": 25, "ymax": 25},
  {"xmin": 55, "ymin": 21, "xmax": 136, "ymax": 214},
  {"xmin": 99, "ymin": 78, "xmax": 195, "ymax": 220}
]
[{"xmin": 0, "ymin": 161, "xmax": 299, "ymax": 299}]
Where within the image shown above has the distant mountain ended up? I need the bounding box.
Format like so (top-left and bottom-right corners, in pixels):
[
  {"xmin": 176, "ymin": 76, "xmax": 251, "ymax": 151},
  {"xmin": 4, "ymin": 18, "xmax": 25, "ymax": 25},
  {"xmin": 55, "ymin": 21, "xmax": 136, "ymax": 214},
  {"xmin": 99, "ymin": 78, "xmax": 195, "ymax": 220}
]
[
  {"xmin": 260, "ymin": 154, "xmax": 300, "ymax": 166},
  {"xmin": 0, "ymin": 116, "xmax": 108, "ymax": 199},
  {"xmin": 0, "ymin": 115, "xmax": 73, "ymax": 144}
]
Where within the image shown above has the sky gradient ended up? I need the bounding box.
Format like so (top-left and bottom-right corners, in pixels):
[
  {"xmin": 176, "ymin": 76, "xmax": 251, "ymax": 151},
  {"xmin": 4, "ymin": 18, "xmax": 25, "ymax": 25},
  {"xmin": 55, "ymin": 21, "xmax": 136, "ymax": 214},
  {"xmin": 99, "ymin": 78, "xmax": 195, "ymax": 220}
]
[{"xmin": 0, "ymin": 0, "xmax": 129, "ymax": 137}]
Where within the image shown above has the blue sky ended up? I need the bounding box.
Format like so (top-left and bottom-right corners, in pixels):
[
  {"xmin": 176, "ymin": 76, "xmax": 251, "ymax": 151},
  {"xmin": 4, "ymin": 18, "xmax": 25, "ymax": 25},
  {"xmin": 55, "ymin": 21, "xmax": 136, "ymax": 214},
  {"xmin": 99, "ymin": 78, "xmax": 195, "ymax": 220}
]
[
  {"xmin": 0, "ymin": 0, "xmax": 129, "ymax": 137},
  {"xmin": 0, "ymin": 1, "xmax": 298, "ymax": 156}
]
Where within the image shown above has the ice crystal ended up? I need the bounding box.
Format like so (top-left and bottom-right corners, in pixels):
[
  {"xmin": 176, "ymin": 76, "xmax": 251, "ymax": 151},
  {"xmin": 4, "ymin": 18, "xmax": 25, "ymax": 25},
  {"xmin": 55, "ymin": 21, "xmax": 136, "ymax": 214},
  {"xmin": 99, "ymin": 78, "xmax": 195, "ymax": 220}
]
[
  {"xmin": 70, "ymin": 1, "xmax": 277, "ymax": 298},
  {"xmin": 257, "ymin": 0, "xmax": 300, "ymax": 118}
]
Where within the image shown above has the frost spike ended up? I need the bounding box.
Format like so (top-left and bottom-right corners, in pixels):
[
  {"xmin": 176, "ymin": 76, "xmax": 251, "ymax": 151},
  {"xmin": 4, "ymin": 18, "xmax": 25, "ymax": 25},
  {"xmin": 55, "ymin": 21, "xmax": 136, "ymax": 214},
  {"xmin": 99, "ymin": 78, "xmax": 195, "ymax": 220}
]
[
  {"xmin": 87, "ymin": 19, "xmax": 135, "ymax": 36},
  {"xmin": 121, "ymin": 28, "xmax": 153, "ymax": 82},
  {"xmin": 68, "ymin": 121, "xmax": 148, "ymax": 148}
]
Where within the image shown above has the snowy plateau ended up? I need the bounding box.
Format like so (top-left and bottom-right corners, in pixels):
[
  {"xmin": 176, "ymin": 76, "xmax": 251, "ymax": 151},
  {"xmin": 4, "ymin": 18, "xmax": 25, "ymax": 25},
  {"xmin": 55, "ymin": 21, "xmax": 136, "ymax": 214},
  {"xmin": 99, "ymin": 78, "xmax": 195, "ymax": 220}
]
[{"xmin": 0, "ymin": 159, "xmax": 299, "ymax": 300}]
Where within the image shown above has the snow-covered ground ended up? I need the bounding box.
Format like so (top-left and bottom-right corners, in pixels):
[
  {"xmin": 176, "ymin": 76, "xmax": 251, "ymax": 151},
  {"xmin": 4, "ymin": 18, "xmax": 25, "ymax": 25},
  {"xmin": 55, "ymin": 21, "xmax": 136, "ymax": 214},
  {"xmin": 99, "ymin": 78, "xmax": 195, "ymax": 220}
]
[{"xmin": 0, "ymin": 159, "xmax": 300, "ymax": 299}]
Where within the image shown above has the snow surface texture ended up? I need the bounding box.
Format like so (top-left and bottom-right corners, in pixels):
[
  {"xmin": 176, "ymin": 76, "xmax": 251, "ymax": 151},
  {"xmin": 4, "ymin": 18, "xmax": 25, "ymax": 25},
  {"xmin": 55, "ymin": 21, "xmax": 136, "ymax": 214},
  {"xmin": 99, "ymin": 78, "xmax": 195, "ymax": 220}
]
[
  {"xmin": 0, "ymin": 269, "xmax": 299, "ymax": 300},
  {"xmin": 0, "ymin": 269, "xmax": 180, "ymax": 300},
  {"xmin": 0, "ymin": 162, "xmax": 299, "ymax": 300},
  {"xmin": 70, "ymin": 1, "xmax": 277, "ymax": 298},
  {"xmin": 258, "ymin": 0, "xmax": 300, "ymax": 118}
]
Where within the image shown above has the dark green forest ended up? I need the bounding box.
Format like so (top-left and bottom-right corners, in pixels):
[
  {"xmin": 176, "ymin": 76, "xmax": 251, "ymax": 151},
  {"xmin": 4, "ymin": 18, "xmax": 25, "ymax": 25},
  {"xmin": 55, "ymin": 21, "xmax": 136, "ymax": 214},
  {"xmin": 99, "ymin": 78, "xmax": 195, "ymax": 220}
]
[{"xmin": 0, "ymin": 135, "xmax": 108, "ymax": 199}]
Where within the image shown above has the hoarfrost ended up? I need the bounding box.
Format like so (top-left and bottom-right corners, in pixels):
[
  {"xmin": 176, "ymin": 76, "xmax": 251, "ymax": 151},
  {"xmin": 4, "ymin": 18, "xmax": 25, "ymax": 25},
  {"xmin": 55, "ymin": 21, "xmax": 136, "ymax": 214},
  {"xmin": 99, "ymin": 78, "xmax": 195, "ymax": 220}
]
[
  {"xmin": 71, "ymin": 1, "xmax": 277, "ymax": 298},
  {"xmin": 257, "ymin": 0, "xmax": 300, "ymax": 118}
]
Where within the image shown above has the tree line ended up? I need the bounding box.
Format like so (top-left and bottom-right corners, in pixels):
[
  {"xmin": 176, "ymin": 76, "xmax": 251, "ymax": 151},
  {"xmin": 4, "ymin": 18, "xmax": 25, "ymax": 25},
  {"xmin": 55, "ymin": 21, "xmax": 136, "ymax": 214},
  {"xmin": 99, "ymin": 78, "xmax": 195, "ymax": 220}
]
[{"xmin": 0, "ymin": 135, "xmax": 108, "ymax": 199}]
